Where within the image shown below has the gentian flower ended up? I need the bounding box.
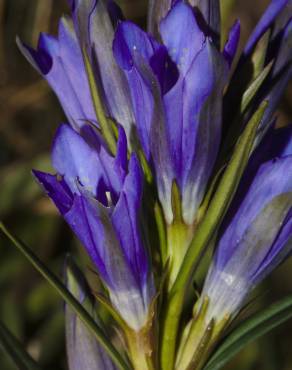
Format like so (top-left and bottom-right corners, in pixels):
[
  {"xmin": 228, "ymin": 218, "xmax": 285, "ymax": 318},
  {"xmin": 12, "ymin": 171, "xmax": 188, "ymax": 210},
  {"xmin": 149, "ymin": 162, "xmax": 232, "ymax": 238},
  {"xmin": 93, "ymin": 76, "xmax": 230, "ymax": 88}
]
[
  {"xmin": 12, "ymin": 1, "xmax": 292, "ymax": 369},
  {"xmin": 200, "ymin": 125, "xmax": 292, "ymax": 324},
  {"xmin": 114, "ymin": 1, "xmax": 228, "ymax": 227},
  {"xmin": 148, "ymin": 0, "xmax": 221, "ymax": 46},
  {"xmin": 33, "ymin": 124, "xmax": 154, "ymax": 332},
  {"xmin": 112, "ymin": 0, "xmax": 230, "ymax": 284},
  {"xmin": 17, "ymin": 0, "xmax": 134, "ymax": 140},
  {"xmin": 177, "ymin": 125, "xmax": 292, "ymax": 369},
  {"xmin": 65, "ymin": 258, "xmax": 117, "ymax": 370}
]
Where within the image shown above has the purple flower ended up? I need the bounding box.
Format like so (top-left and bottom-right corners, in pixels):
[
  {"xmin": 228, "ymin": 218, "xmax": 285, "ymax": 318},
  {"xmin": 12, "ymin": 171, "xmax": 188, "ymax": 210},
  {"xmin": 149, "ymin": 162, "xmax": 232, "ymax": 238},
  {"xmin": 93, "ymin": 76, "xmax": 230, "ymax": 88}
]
[
  {"xmin": 201, "ymin": 125, "xmax": 292, "ymax": 322},
  {"xmin": 34, "ymin": 124, "xmax": 154, "ymax": 331},
  {"xmin": 17, "ymin": 0, "xmax": 134, "ymax": 139},
  {"xmin": 113, "ymin": 1, "xmax": 228, "ymax": 225},
  {"xmin": 65, "ymin": 259, "xmax": 117, "ymax": 370}
]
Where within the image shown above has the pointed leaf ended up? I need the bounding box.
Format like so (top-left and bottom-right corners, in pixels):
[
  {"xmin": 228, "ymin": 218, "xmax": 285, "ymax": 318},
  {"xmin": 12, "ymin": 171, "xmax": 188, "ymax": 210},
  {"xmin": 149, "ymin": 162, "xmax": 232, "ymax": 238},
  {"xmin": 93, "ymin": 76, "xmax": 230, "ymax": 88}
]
[
  {"xmin": 0, "ymin": 223, "xmax": 130, "ymax": 370},
  {"xmin": 241, "ymin": 61, "xmax": 273, "ymax": 113},
  {"xmin": 204, "ymin": 294, "xmax": 292, "ymax": 370}
]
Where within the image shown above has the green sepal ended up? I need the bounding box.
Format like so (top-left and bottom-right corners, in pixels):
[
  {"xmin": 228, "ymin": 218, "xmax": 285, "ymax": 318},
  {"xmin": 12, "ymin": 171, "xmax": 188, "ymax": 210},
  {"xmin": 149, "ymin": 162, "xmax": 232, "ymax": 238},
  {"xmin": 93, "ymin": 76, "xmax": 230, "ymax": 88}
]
[
  {"xmin": 250, "ymin": 30, "xmax": 271, "ymax": 78},
  {"xmin": 0, "ymin": 320, "xmax": 41, "ymax": 370},
  {"xmin": 160, "ymin": 101, "xmax": 268, "ymax": 370},
  {"xmin": 186, "ymin": 319, "xmax": 215, "ymax": 370},
  {"xmin": 171, "ymin": 181, "xmax": 183, "ymax": 223},
  {"xmin": 178, "ymin": 297, "xmax": 231, "ymax": 370},
  {"xmin": 83, "ymin": 47, "xmax": 117, "ymax": 155},
  {"xmin": 124, "ymin": 294, "xmax": 158, "ymax": 370},
  {"xmin": 176, "ymin": 297, "xmax": 210, "ymax": 369},
  {"xmin": 197, "ymin": 165, "xmax": 226, "ymax": 223},
  {"xmin": 138, "ymin": 149, "xmax": 153, "ymax": 184},
  {"xmin": 241, "ymin": 61, "xmax": 273, "ymax": 114},
  {"xmin": 221, "ymin": 62, "xmax": 272, "ymax": 161},
  {"xmin": 154, "ymin": 201, "xmax": 167, "ymax": 266},
  {"xmin": 204, "ymin": 294, "xmax": 292, "ymax": 370},
  {"xmin": 0, "ymin": 223, "xmax": 130, "ymax": 370},
  {"xmin": 94, "ymin": 293, "xmax": 129, "ymax": 333}
]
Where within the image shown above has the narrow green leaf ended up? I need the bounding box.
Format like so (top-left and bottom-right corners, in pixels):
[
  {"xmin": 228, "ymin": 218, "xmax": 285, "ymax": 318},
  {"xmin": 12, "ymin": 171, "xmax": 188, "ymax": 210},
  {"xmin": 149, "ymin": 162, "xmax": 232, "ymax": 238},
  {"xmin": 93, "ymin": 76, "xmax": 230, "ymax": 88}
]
[
  {"xmin": 250, "ymin": 30, "xmax": 271, "ymax": 78},
  {"xmin": 241, "ymin": 61, "xmax": 273, "ymax": 113},
  {"xmin": 160, "ymin": 101, "xmax": 268, "ymax": 370},
  {"xmin": 0, "ymin": 223, "xmax": 130, "ymax": 370},
  {"xmin": 154, "ymin": 202, "xmax": 167, "ymax": 266},
  {"xmin": 204, "ymin": 294, "xmax": 292, "ymax": 370},
  {"xmin": 0, "ymin": 320, "xmax": 41, "ymax": 370},
  {"xmin": 222, "ymin": 62, "xmax": 272, "ymax": 160},
  {"xmin": 83, "ymin": 48, "xmax": 116, "ymax": 155}
]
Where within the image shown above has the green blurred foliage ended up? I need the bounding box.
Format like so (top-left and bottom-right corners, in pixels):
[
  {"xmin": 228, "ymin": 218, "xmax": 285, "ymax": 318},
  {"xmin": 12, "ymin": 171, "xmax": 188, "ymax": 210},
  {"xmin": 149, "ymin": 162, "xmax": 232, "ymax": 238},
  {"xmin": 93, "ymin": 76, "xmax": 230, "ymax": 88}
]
[{"xmin": 0, "ymin": 0, "xmax": 291, "ymax": 369}]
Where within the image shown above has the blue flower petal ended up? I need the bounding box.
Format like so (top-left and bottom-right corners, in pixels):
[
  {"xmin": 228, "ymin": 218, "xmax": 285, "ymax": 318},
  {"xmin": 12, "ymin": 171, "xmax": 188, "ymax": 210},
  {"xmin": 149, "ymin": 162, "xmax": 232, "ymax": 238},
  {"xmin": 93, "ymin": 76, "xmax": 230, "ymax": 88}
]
[
  {"xmin": 17, "ymin": 18, "xmax": 96, "ymax": 129},
  {"xmin": 160, "ymin": 1, "xmax": 205, "ymax": 75},
  {"xmin": 51, "ymin": 124, "xmax": 106, "ymax": 197},
  {"xmin": 65, "ymin": 192, "xmax": 150, "ymax": 330},
  {"xmin": 260, "ymin": 18, "xmax": 292, "ymax": 133},
  {"xmin": 223, "ymin": 20, "xmax": 240, "ymax": 66},
  {"xmin": 72, "ymin": 0, "xmax": 135, "ymax": 136},
  {"xmin": 32, "ymin": 170, "xmax": 73, "ymax": 215},
  {"xmin": 215, "ymin": 156, "xmax": 292, "ymax": 270},
  {"xmin": 111, "ymin": 154, "xmax": 148, "ymax": 287},
  {"xmin": 244, "ymin": 0, "xmax": 288, "ymax": 57},
  {"xmin": 190, "ymin": 0, "xmax": 221, "ymax": 45}
]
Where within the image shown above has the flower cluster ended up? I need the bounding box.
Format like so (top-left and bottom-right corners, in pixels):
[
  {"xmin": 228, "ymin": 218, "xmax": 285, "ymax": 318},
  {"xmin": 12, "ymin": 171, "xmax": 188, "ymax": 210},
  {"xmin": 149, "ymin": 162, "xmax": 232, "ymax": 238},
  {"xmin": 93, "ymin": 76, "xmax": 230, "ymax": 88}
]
[{"xmin": 18, "ymin": 0, "xmax": 292, "ymax": 369}]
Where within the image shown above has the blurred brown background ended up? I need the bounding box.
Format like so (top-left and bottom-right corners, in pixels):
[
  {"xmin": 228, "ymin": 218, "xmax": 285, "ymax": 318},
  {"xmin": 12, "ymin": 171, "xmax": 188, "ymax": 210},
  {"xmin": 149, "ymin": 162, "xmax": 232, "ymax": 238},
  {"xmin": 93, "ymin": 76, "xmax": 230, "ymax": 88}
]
[{"xmin": 0, "ymin": 0, "xmax": 291, "ymax": 369}]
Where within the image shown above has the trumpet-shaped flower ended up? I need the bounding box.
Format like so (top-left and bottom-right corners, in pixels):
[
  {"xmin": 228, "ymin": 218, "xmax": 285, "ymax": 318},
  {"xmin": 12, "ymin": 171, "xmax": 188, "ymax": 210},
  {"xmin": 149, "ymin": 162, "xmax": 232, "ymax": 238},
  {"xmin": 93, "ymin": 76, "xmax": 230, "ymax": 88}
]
[
  {"xmin": 113, "ymin": 1, "xmax": 228, "ymax": 225},
  {"xmin": 201, "ymin": 125, "xmax": 292, "ymax": 323},
  {"xmin": 34, "ymin": 124, "xmax": 154, "ymax": 331},
  {"xmin": 17, "ymin": 0, "xmax": 134, "ymax": 138}
]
